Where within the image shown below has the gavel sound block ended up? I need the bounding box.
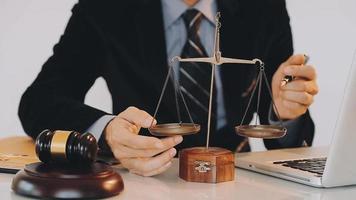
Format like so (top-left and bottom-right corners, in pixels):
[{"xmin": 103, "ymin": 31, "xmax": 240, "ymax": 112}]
[
  {"xmin": 12, "ymin": 162, "xmax": 124, "ymax": 199},
  {"xmin": 11, "ymin": 130, "xmax": 124, "ymax": 199},
  {"xmin": 179, "ymin": 147, "xmax": 235, "ymax": 183}
]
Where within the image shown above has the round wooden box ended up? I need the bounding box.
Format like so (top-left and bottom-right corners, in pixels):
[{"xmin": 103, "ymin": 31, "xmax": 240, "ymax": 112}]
[
  {"xmin": 179, "ymin": 147, "xmax": 235, "ymax": 183},
  {"xmin": 12, "ymin": 162, "xmax": 124, "ymax": 199}
]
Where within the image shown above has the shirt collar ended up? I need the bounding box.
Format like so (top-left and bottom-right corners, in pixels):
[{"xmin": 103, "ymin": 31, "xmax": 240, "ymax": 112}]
[{"xmin": 161, "ymin": 0, "xmax": 217, "ymax": 30}]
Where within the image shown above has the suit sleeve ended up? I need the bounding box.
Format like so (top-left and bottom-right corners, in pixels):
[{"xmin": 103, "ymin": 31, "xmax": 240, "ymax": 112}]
[
  {"xmin": 259, "ymin": 0, "xmax": 315, "ymax": 149},
  {"xmin": 18, "ymin": 2, "xmax": 108, "ymax": 139}
]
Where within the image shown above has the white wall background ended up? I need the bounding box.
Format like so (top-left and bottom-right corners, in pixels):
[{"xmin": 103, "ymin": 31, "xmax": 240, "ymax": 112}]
[{"xmin": 0, "ymin": 0, "xmax": 356, "ymax": 147}]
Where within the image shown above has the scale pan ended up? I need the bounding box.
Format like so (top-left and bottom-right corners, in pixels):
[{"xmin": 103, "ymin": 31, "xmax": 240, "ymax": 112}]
[
  {"xmin": 235, "ymin": 125, "xmax": 286, "ymax": 139},
  {"xmin": 149, "ymin": 123, "xmax": 201, "ymax": 137}
]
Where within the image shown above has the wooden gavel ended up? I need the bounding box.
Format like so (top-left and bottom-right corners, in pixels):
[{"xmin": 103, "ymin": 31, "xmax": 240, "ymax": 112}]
[{"xmin": 35, "ymin": 130, "xmax": 98, "ymax": 164}]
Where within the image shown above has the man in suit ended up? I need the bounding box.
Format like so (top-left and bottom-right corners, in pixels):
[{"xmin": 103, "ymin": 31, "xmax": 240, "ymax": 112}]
[{"xmin": 19, "ymin": 0, "xmax": 318, "ymax": 176}]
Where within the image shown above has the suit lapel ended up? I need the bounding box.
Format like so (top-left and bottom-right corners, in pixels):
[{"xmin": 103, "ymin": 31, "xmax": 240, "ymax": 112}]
[
  {"xmin": 134, "ymin": 0, "xmax": 167, "ymax": 87},
  {"xmin": 218, "ymin": 0, "xmax": 240, "ymax": 16},
  {"xmin": 133, "ymin": 0, "xmax": 176, "ymax": 117},
  {"xmin": 217, "ymin": 0, "xmax": 256, "ymax": 126}
]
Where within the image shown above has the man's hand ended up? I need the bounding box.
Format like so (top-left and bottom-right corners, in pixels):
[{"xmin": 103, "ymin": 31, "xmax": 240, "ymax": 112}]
[
  {"xmin": 272, "ymin": 54, "xmax": 319, "ymax": 120},
  {"xmin": 104, "ymin": 106, "xmax": 183, "ymax": 176}
]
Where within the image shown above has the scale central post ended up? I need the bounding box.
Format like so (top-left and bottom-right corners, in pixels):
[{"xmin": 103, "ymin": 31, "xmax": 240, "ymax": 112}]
[
  {"xmin": 176, "ymin": 12, "xmax": 262, "ymax": 183},
  {"xmin": 176, "ymin": 12, "xmax": 262, "ymax": 149},
  {"xmin": 204, "ymin": 12, "xmax": 222, "ymax": 149}
]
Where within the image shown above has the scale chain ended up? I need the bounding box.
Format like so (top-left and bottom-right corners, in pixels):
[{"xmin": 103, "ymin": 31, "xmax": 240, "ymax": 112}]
[
  {"xmin": 239, "ymin": 68, "xmax": 261, "ymax": 127},
  {"xmin": 262, "ymin": 70, "xmax": 285, "ymax": 127},
  {"xmin": 150, "ymin": 60, "xmax": 197, "ymax": 128},
  {"xmin": 255, "ymin": 70, "xmax": 263, "ymax": 125},
  {"xmin": 150, "ymin": 65, "xmax": 174, "ymax": 127}
]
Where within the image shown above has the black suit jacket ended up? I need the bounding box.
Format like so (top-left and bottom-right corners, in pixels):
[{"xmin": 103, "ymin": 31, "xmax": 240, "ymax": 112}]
[{"xmin": 19, "ymin": 0, "xmax": 314, "ymax": 152}]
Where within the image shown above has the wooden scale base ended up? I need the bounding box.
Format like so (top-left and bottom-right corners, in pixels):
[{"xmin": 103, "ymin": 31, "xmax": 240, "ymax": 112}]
[
  {"xmin": 179, "ymin": 147, "xmax": 234, "ymax": 183},
  {"xmin": 12, "ymin": 162, "xmax": 124, "ymax": 199}
]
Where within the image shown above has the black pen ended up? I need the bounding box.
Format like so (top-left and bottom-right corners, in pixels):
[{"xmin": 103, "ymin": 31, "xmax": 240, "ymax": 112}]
[{"xmin": 280, "ymin": 54, "xmax": 309, "ymax": 87}]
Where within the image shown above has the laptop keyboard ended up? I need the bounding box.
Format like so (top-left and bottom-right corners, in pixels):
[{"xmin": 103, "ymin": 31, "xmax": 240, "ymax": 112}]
[{"xmin": 273, "ymin": 157, "xmax": 327, "ymax": 177}]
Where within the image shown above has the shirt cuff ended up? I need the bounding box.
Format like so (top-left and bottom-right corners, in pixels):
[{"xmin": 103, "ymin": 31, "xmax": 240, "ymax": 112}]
[
  {"xmin": 86, "ymin": 115, "xmax": 115, "ymax": 142},
  {"xmin": 268, "ymin": 104, "xmax": 305, "ymax": 147}
]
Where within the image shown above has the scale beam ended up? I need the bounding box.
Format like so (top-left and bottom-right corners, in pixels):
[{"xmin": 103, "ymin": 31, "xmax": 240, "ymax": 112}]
[{"xmin": 175, "ymin": 56, "xmax": 262, "ymax": 66}]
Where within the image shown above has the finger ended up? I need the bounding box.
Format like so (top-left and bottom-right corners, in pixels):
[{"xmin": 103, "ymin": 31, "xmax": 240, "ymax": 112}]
[
  {"xmin": 283, "ymin": 100, "xmax": 308, "ymax": 114},
  {"xmin": 125, "ymin": 148, "xmax": 176, "ymax": 174},
  {"xmin": 118, "ymin": 106, "xmax": 156, "ymax": 128},
  {"xmin": 113, "ymin": 145, "xmax": 164, "ymax": 159},
  {"xmin": 114, "ymin": 128, "xmax": 164, "ymax": 149},
  {"xmin": 283, "ymin": 64, "xmax": 316, "ymax": 80},
  {"xmin": 112, "ymin": 144, "xmax": 152, "ymax": 159},
  {"xmin": 284, "ymin": 54, "xmax": 307, "ymax": 66},
  {"xmin": 134, "ymin": 160, "xmax": 173, "ymax": 177},
  {"xmin": 113, "ymin": 136, "xmax": 183, "ymax": 158},
  {"xmin": 116, "ymin": 119, "xmax": 140, "ymax": 134},
  {"xmin": 159, "ymin": 135, "xmax": 183, "ymax": 150},
  {"xmin": 282, "ymin": 80, "xmax": 319, "ymax": 95},
  {"xmin": 282, "ymin": 91, "xmax": 314, "ymax": 106}
]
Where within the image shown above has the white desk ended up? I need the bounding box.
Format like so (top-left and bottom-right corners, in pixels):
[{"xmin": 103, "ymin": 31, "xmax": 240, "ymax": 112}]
[{"xmin": 2, "ymin": 159, "xmax": 356, "ymax": 200}]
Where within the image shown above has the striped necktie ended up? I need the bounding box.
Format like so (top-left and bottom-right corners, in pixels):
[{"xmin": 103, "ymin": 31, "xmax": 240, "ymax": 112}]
[{"xmin": 179, "ymin": 9, "xmax": 216, "ymax": 129}]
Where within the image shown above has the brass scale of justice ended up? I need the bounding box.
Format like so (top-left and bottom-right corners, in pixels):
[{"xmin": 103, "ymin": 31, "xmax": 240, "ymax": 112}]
[{"xmin": 148, "ymin": 12, "xmax": 287, "ymax": 183}]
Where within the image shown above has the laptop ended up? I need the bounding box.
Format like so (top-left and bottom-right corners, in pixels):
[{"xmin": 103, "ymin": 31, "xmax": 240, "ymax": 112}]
[{"xmin": 235, "ymin": 52, "xmax": 356, "ymax": 188}]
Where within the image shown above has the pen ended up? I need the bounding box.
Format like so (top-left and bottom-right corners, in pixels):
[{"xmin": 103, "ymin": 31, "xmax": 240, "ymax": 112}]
[{"xmin": 280, "ymin": 54, "xmax": 309, "ymax": 87}]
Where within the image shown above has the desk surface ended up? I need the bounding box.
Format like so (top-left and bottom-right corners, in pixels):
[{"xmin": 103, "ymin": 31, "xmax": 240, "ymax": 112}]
[
  {"xmin": 1, "ymin": 159, "xmax": 356, "ymax": 200},
  {"xmin": 1, "ymin": 137, "xmax": 356, "ymax": 200}
]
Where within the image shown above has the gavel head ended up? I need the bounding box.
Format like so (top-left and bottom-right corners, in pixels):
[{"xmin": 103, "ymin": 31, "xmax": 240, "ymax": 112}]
[{"xmin": 35, "ymin": 130, "xmax": 98, "ymax": 164}]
